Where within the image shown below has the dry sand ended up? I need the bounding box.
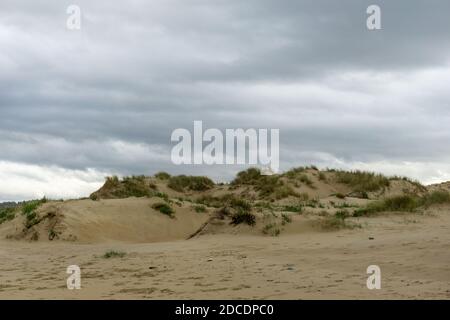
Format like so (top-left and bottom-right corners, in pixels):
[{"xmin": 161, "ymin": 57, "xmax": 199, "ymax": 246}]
[{"xmin": 1, "ymin": 206, "xmax": 449, "ymax": 299}]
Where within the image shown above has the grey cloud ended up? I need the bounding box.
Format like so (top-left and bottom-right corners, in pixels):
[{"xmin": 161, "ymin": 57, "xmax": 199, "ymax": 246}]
[{"xmin": 1, "ymin": 0, "xmax": 450, "ymax": 200}]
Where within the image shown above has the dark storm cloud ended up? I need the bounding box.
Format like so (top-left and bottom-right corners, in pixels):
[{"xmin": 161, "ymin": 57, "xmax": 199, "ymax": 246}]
[{"xmin": 1, "ymin": 0, "xmax": 450, "ymax": 200}]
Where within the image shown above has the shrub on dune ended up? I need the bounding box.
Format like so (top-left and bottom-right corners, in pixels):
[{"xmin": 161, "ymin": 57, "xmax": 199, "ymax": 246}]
[{"xmin": 167, "ymin": 175, "xmax": 214, "ymax": 192}]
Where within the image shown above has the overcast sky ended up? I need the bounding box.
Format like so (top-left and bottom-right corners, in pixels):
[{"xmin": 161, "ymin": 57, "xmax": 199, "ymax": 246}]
[{"xmin": 1, "ymin": 0, "xmax": 450, "ymax": 201}]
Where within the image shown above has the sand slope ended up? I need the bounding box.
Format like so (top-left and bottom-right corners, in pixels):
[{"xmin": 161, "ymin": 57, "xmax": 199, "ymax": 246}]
[
  {"xmin": 0, "ymin": 198, "xmax": 209, "ymax": 243},
  {"xmin": 0, "ymin": 205, "xmax": 449, "ymax": 299}
]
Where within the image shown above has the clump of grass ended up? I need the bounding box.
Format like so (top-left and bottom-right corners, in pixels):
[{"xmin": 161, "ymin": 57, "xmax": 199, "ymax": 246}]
[
  {"xmin": 103, "ymin": 250, "xmax": 126, "ymax": 259},
  {"xmin": 318, "ymin": 172, "xmax": 327, "ymax": 181},
  {"xmin": 284, "ymin": 166, "xmax": 311, "ymax": 178},
  {"xmin": 121, "ymin": 176, "xmax": 156, "ymax": 197},
  {"xmin": 304, "ymin": 199, "xmax": 319, "ymax": 208},
  {"xmin": 227, "ymin": 198, "xmax": 255, "ymax": 226},
  {"xmin": 91, "ymin": 175, "xmax": 156, "ymax": 199},
  {"xmin": 154, "ymin": 171, "xmax": 171, "ymax": 180},
  {"xmin": 334, "ymin": 170, "xmax": 390, "ymax": 192},
  {"xmin": 299, "ymin": 174, "xmax": 314, "ymax": 188},
  {"xmin": 155, "ymin": 192, "xmax": 169, "ymax": 201},
  {"xmin": 231, "ymin": 210, "xmax": 256, "ymax": 226},
  {"xmin": 254, "ymin": 201, "xmax": 273, "ymax": 210},
  {"xmin": 297, "ymin": 192, "xmax": 309, "ymax": 201},
  {"xmin": 281, "ymin": 213, "xmax": 292, "ymax": 225},
  {"xmin": 317, "ymin": 216, "xmax": 354, "ymax": 230},
  {"xmin": 21, "ymin": 198, "xmax": 47, "ymax": 228},
  {"xmin": 352, "ymin": 191, "xmax": 450, "ymax": 217},
  {"xmin": 0, "ymin": 207, "xmax": 16, "ymax": 224},
  {"xmin": 272, "ymin": 184, "xmax": 299, "ymax": 200},
  {"xmin": 334, "ymin": 202, "xmax": 357, "ymax": 209},
  {"xmin": 335, "ymin": 209, "xmax": 351, "ymax": 220},
  {"xmin": 282, "ymin": 204, "xmax": 303, "ymax": 213},
  {"xmin": 284, "ymin": 167, "xmax": 315, "ymax": 187},
  {"xmin": 421, "ymin": 190, "xmax": 450, "ymax": 207},
  {"xmin": 152, "ymin": 202, "xmax": 175, "ymax": 218},
  {"xmin": 262, "ymin": 223, "xmax": 281, "ymax": 236},
  {"xmin": 389, "ymin": 176, "xmax": 427, "ymax": 191},
  {"xmin": 168, "ymin": 175, "xmax": 214, "ymax": 192},
  {"xmin": 192, "ymin": 204, "xmax": 207, "ymax": 213},
  {"xmin": 48, "ymin": 229, "xmax": 58, "ymax": 240},
  {"xmin": 231, "ymin": 168, "xmax": 300, "ymax": 200},
  {"xmin": 231, "ymin": 168, "xmax": 263, "ymax": 185},
  {"xmin": 196, "ymin": 195, "xmax": 228, "ymax": 208},
  {"xmin": 317, "ymin": 210, "xmax": 359, "ymax": 230}
]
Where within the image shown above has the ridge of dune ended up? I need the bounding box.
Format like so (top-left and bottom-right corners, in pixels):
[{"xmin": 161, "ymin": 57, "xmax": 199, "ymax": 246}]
[{"xmin": 0, "ymin": 167, "xmax": 446, "ymax": 244}]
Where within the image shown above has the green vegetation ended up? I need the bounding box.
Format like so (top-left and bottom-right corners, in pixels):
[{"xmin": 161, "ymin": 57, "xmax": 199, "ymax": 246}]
[
  {"xmin": 102, "ymin": 250, "xmax": 126, "ymax": 259},
  {"xmin": 121, "ymin": 175, "xmax": 156, "ymax": 197},
  {"xmin": 231, "ymin": 168, "xmax": 300, "ymax": 200},
  {"xmin": 318, "ymin": 172, "xmax": 327, "ymax": 181},
  {"xmin": 389, "ymin": 176, "xmax": 426, "ymax": 191},
  {"xmin": 353, "ymin": 191, "xmax": 450, "ymax": 217},
  {"xmin": 0, "ymin": 207, "xmax": 16, "ymax": 224},
  {"xmin": 231, "ymin": 210, "xmax": 256, "ymax": 226},
  {"xmin": 317, "ymin": 209, "xmax": 360, "ymax": 230},
  {"xmin": 168, "ymin": 175, "xmax": 214, "ymax": 192},
  {"xmin": 281, "ymin": 213, "xmax": 292, "ymax": 225},
  {"xmin": 155, "ymin": 192, "xmax": 169, "ymax": 201},
  {"xmin": 272, "ymin": 184, "xmax": 299, "ymax": 200},
  {"xmin": 154, "ymin": 171, "xmax": 171, "ymax": 180},
  {"xmin": 334, "ymin": 170, "xmax": 390, "ymax": 192},
  {"xmin": 282, "ymin": 204, "xmax": 303, "ymax": 213},
  {"xmin": 335, "ymin": 209, "xmax": 351, "ymax": 220},
  {"xmin": 299, "ymin": 174, "xmax": 314, "ymax": 188},
  {"xmin": 192, "ymin": 204, "xmax": 207, "ymax": 213},
  {"xmin": 21, "ymin": 198, "xmax": 47, "ymax": 228},
  {"xmin": 91, "ymin": 175, "xmax": 157, "ymax": 199},
  {"xmin": 262, "ymin": 223, "xmax": 281, "ymax": 236},
  {"xmin": 196, "ymin": 195, "xmax": 228, "ymax": 208},
  {"xmin": 231, "ymin": 168, "xmax": 263, "ymax": 185},
  {"xmin": 334, "ymin": 202, "xmax": 357, "ymax": 209},
  {"xmin": 284, "ymin": 166, "xmax": 318, "ymax": 178},
  {"xmin": 284, "ymin": 167, "xmax": 315, "ymax": 187},
  {"xmin": 304, "ymin": 199, "xmax": 320, "ymax": 208},
  {"xmin": 422, "ymin": 190, "xmax": 450, "ymax": 207},
  {"xmin": 152, "ymin": 202, "xmax": 175, "ymax": 218},
  {"xmin": 48, "ymin": 229, "xmax": 58, "ymax": 240},
  {"xmin": 228, "ymin": 198, "xmax": 255, "ymax": 226}
]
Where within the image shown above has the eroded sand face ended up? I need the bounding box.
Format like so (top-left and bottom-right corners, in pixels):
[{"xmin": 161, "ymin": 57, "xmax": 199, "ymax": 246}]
[{"xmin": 1, "ymin": 209, "xmax": 449, "ymax": 299}]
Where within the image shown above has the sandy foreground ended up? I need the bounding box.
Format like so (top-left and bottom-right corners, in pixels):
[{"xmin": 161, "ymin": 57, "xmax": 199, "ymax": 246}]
[{"xmin": 0, "ymin": 209, "xmax": 449, "ymax": 300}]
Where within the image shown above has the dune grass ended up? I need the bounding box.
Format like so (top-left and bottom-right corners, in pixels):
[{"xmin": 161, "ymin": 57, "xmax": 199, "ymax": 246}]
[
  {"xmin": 317, "ymin": 209, "xmax": 360, "ymax": 230},
  {"xmin": 281, "ymin": 213, "xmax": 292, "ymax": 225},
  {"xmin": 282, "ymin": 204, "xmax": 304, "ymax": 213},
  {"xmin": 152, "ymin": 202, "xmax": 175, "ymax": 218},
  {"xmin": 231, "ymin": 167, "xmax": 263, "ymax": 185},
  {"xmin": 154, "ymin": 171, "xmax": 171, "ymax": 180},
  {"xmin": 262, "ymin": 223, "xmax": 280, "ymax": 236},
  {"xmin": 353, "ymin": 190, "xmax": 450, "ymax": 217},
  {"xmin": 232, "ymin": 168, "xmax": 300, "ymax": 200},
  {"xmin": 223, "ymin": 198, "xmax": 256, "ymax": 226},
  {"xmin": 91, "ymin": 175, "xmax": 157, "ymax": 199},
  {"xmin": 0, "ymin": 207, "xmax": 16, "ymax": 224},
  {"xmin": 102, "ymin": 250, "xmax": 126, "ymax": 259},
  {"xmin": 167, "ymin": 175, "xmax": 214, "ymax": 192},
  {"xmin": 192, "ymin": 204, "xmax": 207, "ymax": 213},
  {"xmin": 21, "ymin": 198, "xmax": 47, "ymax": 228},
  {"xmin": 333, "ymin": 170, "xmax": 390, "ymax": 192}
]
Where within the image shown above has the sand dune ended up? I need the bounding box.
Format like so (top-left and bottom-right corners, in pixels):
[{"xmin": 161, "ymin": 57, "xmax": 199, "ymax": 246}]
[
  {"xmin": 0, "ymin": 168, "xmax": 449, "ymax": 299},
  {"xmin": 0, "ymin": 206, "xmax": 449, "ymax": 299}
]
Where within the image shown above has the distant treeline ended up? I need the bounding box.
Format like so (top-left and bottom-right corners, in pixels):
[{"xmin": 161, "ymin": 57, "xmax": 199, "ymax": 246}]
[{"xmin": 0, "ymin": 202, "xmax": 19, "ymax": 209}]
